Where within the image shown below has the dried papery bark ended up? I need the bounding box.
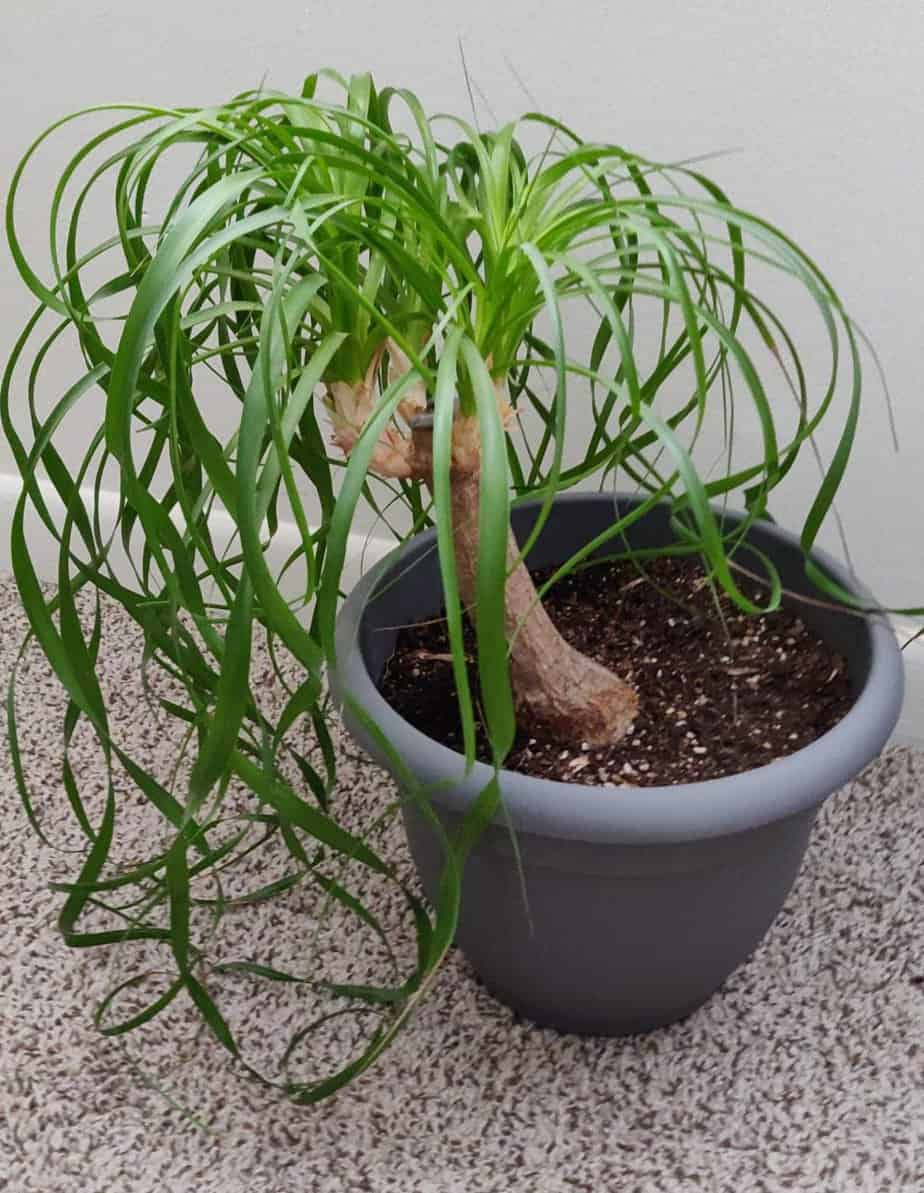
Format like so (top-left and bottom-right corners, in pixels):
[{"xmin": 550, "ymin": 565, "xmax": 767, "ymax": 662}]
[
  {"xmin": 325, "ymin": 343, "xmax": 638, "ymax": 746},
  {"xmin": 325, "ymin": 344, "xmax": 425, "ymax": 478}
]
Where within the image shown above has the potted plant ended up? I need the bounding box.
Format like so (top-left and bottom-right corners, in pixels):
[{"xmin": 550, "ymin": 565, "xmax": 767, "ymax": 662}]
[{"xmin": 2, "ymin": 70, "xmax": 906, "ymax": 1101}]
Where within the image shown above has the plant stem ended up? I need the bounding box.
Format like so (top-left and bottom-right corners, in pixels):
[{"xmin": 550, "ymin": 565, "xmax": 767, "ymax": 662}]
[{"xmin": 419, "ymin": 431, "xmax": 638, "ymax": 747}]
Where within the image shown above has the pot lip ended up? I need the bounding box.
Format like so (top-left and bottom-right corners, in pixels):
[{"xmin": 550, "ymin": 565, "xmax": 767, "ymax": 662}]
[{"xmin": 334, "ymin": 493, "xmax": 904, "ymax": 845}]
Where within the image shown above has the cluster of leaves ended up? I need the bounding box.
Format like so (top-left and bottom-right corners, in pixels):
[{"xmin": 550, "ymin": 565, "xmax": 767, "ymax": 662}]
[{"xmin": 2, "ymin": 69, "xmax": 871, "ymax": 1099}]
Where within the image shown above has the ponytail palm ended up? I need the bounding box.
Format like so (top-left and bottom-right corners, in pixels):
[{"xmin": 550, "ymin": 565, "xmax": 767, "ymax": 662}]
[{"xmin": 3, "ymin": 70, "xmax": 862, "ymax": 1099}]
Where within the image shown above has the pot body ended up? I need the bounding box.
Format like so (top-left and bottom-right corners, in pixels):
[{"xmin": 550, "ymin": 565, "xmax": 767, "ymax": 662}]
[{"xmin": 333, "ymin": 495, "xmax": 903, "ymax": 1034}]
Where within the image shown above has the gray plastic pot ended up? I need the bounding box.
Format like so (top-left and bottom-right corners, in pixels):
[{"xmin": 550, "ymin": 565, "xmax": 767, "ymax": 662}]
[{"xmin": 333, "ymin": 493, "xmax": 903, "ymax": 1035}]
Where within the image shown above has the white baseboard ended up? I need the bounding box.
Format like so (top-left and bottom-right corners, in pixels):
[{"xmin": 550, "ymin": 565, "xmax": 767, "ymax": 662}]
[
  {"xmin": 2, "ymin": 472, "xmax": 922, "ymax": 748},
  {"xmin": 0, "ymin": 473, "xmax": 392, "ymax": 600},
  {"xmin": 891, "ymin": 624, "xmax": 924, "ymax": 749}
]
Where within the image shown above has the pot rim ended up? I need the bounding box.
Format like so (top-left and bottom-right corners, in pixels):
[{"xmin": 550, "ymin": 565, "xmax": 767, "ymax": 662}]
[{"xmin": 334, "ymin": 493, "xmax": 904, "ymax": 844}]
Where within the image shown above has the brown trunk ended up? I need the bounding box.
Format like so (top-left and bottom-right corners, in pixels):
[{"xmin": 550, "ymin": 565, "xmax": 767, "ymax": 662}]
[
  {"xmin": 323, "ymin": 363, "xmax": 639, "ymax": 748},
  {"xmin": 423, "ymin": 453, "xmax": 638, "ymax": 747}
]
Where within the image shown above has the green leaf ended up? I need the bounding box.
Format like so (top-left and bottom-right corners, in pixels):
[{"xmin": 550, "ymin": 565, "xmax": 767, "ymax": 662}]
[
  {"xmin": 231, "ymin": 752, "xmax": 392, "ymax": 875},
  {"xmin": 460, "ymin": 338, "xmax": 515, "ymax": 763}
]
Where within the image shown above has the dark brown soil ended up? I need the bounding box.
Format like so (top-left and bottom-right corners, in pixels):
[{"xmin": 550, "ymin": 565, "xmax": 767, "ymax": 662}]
[{"xmin": 377, "ymin": 556, "xmax": 855, "ymax": 787}]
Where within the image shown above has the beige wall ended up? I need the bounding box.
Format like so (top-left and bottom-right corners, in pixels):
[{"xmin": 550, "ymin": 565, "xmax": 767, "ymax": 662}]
[{"xmin": 2, "ymin": 0, "xmax": 922, "ymax": 603}]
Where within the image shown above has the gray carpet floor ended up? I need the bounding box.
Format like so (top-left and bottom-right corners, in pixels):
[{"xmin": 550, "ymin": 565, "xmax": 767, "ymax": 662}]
[{"xmin": 1, "ymin": 574, "xmax": 922, "ymax": 1193}]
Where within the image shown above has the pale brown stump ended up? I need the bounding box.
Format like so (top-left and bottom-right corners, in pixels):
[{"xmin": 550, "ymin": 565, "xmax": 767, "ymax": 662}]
[
  {"xmin": 325, "ymin": 349, "xmax": 638, "ymax": 748},
  {"xmin": 413, "ymin": 426, "xmax": 638, "ymax": 747}
]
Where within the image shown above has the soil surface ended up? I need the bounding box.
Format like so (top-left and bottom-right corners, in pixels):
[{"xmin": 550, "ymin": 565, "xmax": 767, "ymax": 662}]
[{"xmin": 377, "ymin": 556, "xmax": 855, "ymax": 787}]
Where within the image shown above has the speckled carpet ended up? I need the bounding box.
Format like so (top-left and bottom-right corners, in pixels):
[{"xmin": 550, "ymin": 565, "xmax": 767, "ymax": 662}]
[{"xmin": 1, "ymin": 574, "xmax": 922, "ymax": 1193}]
